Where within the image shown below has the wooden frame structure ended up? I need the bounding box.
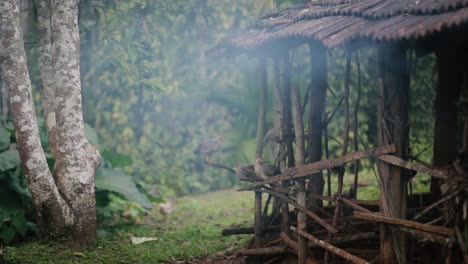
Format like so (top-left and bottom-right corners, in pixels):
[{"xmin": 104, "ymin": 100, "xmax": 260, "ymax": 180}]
[{"xmin": 212, "ymin": 1, "xmax": 468, "ymax": 263}]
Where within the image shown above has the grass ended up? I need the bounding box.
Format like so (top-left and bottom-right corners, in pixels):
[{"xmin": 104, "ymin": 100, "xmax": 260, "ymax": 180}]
[
  {"xmin": 1, "ymin": 188, "xmax": 254, "ymax": 264},
  {"xmin": 1, "ymin": 175, "xmax": 431, "ymax": 264}
]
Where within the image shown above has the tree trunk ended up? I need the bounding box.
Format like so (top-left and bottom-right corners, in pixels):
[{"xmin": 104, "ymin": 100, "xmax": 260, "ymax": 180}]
[
  {"xmin": 2, "ymin": 0, "xmax": 101, "ymax": 245},
  {"xmin": 47, "ymin": 0, "xmax": 101, "ymax": 243},
  {"xmin": 0, "ymin": 0, "xmax": 74, "ymax": 237},
  {"xmin": 307, "ymin": 42, "xmax": 327, "ymax": 209}
]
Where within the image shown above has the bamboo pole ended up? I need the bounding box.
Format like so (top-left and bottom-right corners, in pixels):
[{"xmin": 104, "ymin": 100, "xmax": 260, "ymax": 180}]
[
  {"xmin": 291, "ymin": 226, "xmax": 370, "ymax": 264},
  {"xmin": 238, "ymin": 144, "xmax": 396, "ymax": 191}
]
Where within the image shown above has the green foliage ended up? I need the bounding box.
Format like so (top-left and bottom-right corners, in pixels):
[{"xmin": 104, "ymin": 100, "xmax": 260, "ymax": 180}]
[
  {"xmin": 95, "ymin": 167, "xmax": 152, "ymax": 209},
  {"xmin": 0, "ymin": 123, "xmax": 35, "ymax": 246}
]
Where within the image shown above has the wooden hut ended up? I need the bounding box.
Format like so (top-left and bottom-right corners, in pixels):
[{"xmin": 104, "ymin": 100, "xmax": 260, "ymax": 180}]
[{"xmin": 213, "ymin": 0, "xmax": 468, "ymax": 263}]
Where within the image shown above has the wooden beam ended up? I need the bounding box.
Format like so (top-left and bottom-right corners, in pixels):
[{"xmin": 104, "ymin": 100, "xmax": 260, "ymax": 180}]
[
  {"xmin": 238, "ymin": 144, "xmax": 396, "ymax": 191},
  {"xmin": 378, "ymin": 155, "xmax": 449, "ymax": 180},
  {"xmin": 353, "ymin": 211, "xmax": 454, "ymax": 237}
]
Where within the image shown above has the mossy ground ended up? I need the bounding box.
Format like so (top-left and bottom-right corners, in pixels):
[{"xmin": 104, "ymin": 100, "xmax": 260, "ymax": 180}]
[
  {"xmin": 1, "ymin": 188, "xmax": 254, "ymax": 264},
  {"xmin": 0, "ymin": 173, "xmax": 430, "ymax": 264}
]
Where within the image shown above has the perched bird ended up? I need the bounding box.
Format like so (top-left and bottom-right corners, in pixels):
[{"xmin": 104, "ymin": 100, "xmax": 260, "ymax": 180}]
[
  {"xmin": 194, "ymin": 136, "xmax": 224, "ymax": 161},
  {"xmin": 254, "ymin": 158, "xmax": 268, "ymax": 180},
  {"xmin": 235, "ymin": 160, "xmax": 281, "ymax": 182}
]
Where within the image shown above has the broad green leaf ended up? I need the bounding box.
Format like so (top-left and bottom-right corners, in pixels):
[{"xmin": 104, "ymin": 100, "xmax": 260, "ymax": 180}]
[
  {"xmin": 95, "ymin": 167, "xmax": 152, "ymax": 209},
  {"xmin": 0, "ymin": 127, "xmax": 10, "ymax": 151},
  {"xmin": 0, "ymin": 150, "xmax": 20, "ymax": 172},
  {"xmin": 11, "ymin": 213, "xmax": 28, "ymax": 236},
  {"xmin": 0, "ymin": 225, "xmax": 16, "ymax": 244},
  {"xmin": 101, "ymin": 149, "xmax": 133, "ymax": 168},
  {"xmin": 85, "ymin": 123, "xmax": 100, "ymax": 146}
]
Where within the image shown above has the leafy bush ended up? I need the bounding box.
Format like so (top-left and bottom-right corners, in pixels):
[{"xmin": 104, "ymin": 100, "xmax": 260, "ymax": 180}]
[{"xmin": 0, "ymin": 119, "xmax": 158, "ymax": 244}]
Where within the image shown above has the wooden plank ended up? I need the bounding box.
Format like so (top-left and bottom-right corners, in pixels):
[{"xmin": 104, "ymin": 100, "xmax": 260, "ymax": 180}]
[
  {"xmin": 291, "ymin": 226, "xmax": 370, "ymax": 264},
  {"xmin": 378, "ymin": 155, "xmax": 449, "ymax": 180},
  {"xmin": 238, "ymin": 144, "xmax": 396, "ymax": 191},
  {"xmin": 341, "ymin": 197, "xmax": 373, "ymax": 214},
  {"xmin": 353, "ymin": 211, "xmax": 454, "ymax": 237}
]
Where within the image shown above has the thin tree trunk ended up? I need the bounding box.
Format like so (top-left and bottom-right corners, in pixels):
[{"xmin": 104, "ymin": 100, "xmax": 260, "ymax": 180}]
[{"xmin": 0, "ymin": 0, "xmax": 74, "ymax": 237}]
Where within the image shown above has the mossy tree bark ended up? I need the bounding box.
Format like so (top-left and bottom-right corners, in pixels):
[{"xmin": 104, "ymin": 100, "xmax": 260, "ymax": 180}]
[{"xmin": 0, "ymin": 0, "xmax": 101, "ymax": 245}]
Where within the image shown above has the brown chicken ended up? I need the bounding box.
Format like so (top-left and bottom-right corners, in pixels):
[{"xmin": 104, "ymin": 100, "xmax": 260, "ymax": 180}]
[{"xmin": 235, "ymin": 160, "xmax": 281, "ymax": 182}]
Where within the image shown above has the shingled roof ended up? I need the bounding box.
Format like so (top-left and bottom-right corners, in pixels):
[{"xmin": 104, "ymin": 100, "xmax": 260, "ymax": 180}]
[{"xmin": 225, "ymin": 0, "xmax": 468, "ymax": 50}]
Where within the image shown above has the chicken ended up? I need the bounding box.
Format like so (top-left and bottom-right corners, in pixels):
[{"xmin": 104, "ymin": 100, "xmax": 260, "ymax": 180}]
[
  {"xmin": 235, "ymin": 160, "xmax": 281, "ymax": 182},
  {"xmin": 194, "ymin": 135, "xmax": 224, "ymax": 161}
]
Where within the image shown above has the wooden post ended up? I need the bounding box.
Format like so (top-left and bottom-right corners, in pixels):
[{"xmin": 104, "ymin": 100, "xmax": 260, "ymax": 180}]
[
  {"xmin": 307, "ymin": 42, "xmax": 327, "ymax": 209},
  {"xmin": 291, "ymin": 84, "xmax": 307, "ymax": 263},
  {"xmin": 324, "ymin": 51, "xmax": 352, "ymax": 264},
  {"xmin": 377, "ymin": 43, "xmax": 410, "ymax": 264},
  {"xmin": 280, "ymin": 53, "xmax": 292, "ymax": 235},
  {"xmin": 431, "ymin": 47, "xmax": 463, "ymax": 197},
  {"xmin": 254, "ymin": 57, "xmax": 268, "ymax": 250},
  {"xmin": 353, "ymin": 52, "xmax": 362, "ymax": 199}
]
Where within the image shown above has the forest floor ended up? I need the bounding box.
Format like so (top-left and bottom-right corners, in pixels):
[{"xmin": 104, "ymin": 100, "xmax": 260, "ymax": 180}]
[
  {"xmin": 1, "ymin": 188, "xmax": 254, "ymax": 264},
  {"xmin": 0, "ymin": 173, "xmax": 430, "ymax": 264}
]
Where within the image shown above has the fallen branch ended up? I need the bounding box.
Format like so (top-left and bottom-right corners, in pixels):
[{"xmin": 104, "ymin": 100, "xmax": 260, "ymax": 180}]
[
  {"xmin": 239, "ymin": 144, "xmax": 396, "ymax": 191},
  {"xmin": 280, "ymin": 232, "xmax": 298, "ymax": 252},
  {"xmin": 237, "ymin": 246, "xmax": 286, "ymax": 255},
  {"xmin": 290, "ymin": 226, "xmax": 370, "ymax": 264},
  {"xmin": 378, "ymin": 155, "xmax": 449, "ymax": 180},
  {"xmin": 221, "ymin": 225, "xmax": 280, "ymax": 236},
  {"xmin": 353, "ymin": 211, "xmax": 454, "ymax": 237}
]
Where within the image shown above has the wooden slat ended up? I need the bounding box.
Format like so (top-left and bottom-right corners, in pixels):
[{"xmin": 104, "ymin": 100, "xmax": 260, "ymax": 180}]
[
  {"xmin": 353, "ymin": 211, "xmax": 454, "ymax": 237},
  {"xmin": 378, "ymin": 155, "xmax": 449, "ymax": 179},
  {"xmin": 291, "ymin": 226, "xmax": 370, "ymax": 264},
  {"xmin": 238, "ymin": 144, "xmax": 396, "ymax": 191}
]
